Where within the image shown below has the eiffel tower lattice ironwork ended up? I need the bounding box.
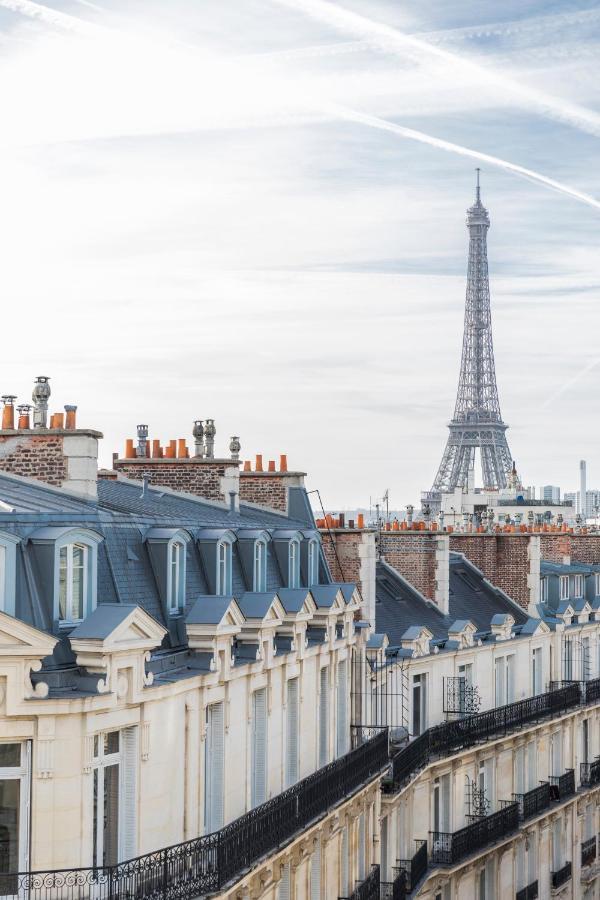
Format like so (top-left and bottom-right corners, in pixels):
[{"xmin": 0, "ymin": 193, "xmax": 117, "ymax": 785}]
[{"xmin": 432, "ymin": 172, "xmax": 513, "ymax": 494}]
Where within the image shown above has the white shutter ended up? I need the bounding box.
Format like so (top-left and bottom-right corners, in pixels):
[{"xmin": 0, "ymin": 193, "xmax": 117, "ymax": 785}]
[
  {"xmin": 310, "ymin": 837, "xmax": 321, "ymax": 900},
  {"xmin": 286, "ymin": 679, "xmax": 299, "ymax": 787},
  {"xmin": 278, "ymin": 862, "xmax": 291, "ymax": 900},
  {"xmin": 319, "ymin": 667, "xmax": 329, "ymax": 767},
  {"xmin": 341, "ymin": 826, "xmax": 349, "ymax": 896},
  {"xmin": 380, "ymin": 816, "xmax": 388, "ymax": 881},
  {"xmin": 506, "ymin": 656, "xmax": 515, "ymax": 703},
  {"xmin": 252, "ymin": 688, "xmax": 268, "ymax": 807},
  {"xmin": 514, "ymin": 746, "xmax": 525, "ymax": 795},
  {"xmin": 336, "ymin": 660, "xmax": 348, "ymax": 758},
  {"xmin": 527, "ymin": 741, "xmax": 537, "ymax": 790},
  {"xmin": 494, "ymin": 657, "xmax": 505, "ymax": 706},
  {"xmin": 358, "ymin": 813, "xmax": 366, "ymax": 880},
  {"xmin": 119, "ymin": 726, "xmax": 138, "ymax": 861},
  {"xmin": 205, "ymin": 702, "xmax": 224, "ymax": 832},
  {"xmin": 441, "ymin": 774, "xmax": 451, "ymax": 832}
]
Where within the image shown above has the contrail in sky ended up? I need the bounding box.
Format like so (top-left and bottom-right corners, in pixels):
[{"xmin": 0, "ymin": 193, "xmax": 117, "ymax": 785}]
[
  {"xmin": 270, "ymin": 0, "xmax": 600, "ymax": 138},
  {"xmin": 0, "ymin": 0, "xmax": 101, "ymax": 35},
  {"xmin": 331, "ymin": 105, "xmax": 600, "ymax": 211},
  {"xmin": 540, "ymin": 357, "xmax": 600, "ymax": 410}
]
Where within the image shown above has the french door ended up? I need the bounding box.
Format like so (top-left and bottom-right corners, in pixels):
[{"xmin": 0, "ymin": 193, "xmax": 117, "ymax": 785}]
[{"xmin": 0, "ymin": 742, "xmax": 30, "ymax": 899}]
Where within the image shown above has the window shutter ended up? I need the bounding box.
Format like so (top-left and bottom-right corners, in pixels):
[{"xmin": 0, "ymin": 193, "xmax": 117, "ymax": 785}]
[
  {"xmin": 120, "ymin": 727, "xmax": 138, "ymax": 861},
  {"xmin": 310, "ymin": 837, "xmax": 321, "ymax": 900},
  {"xmin": 494, "ymin": 658, "xmax": 504, "ymax": 706},
  {"xmin": 441, "ymin": 774, "xmax": 451, "ymax": 832},
  {"xmin": 286, "ymin": 679, "xmax": 299, "ymax": 787},
  {"xmin": 336, "ymin": 660, "xmax": 348, "ymax": 758},
  {"xmin": 514, "ymin": 746, "xmax": 524, "ymax": 795},
  {"xmin": 278, "ymin": 862, "xmax": 291, "ymax": 900},
  {"xmin": 358, "ymin": 813, "xmax": 366, "ymax": 880},
  {"xmin": 527, "ymin": 741, "xmax": 536, "ymax": 790},
  {"xmin": 205, "ymin": 702, "xmax": 225, "ymax": 832},
  {"xmin": 380, "ymin": 816, "xmax": 388, "ymax": 880},
  {"xmin": 341, "ymin": 826, "xmax": 349, "ymax": 896},
  {"xmin": 319, "ymin": 668, "xmax": 329, "ymax": 767},
  {"xmin": 506, "ymin": 656, "xmax": 515, "ymax": 703},
  {"xmin": 252, "ymin": 688, "xmax": 268, "ymax": 807}
]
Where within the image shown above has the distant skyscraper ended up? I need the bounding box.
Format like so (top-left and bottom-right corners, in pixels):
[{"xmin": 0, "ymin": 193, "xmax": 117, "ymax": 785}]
[
  {"xmin": 541, "ymin": 485, "xmax": 561, "ymax": 503},
  {"xmin": 431, "ymin": 172, "xmax": 513, "ymax": 496}
]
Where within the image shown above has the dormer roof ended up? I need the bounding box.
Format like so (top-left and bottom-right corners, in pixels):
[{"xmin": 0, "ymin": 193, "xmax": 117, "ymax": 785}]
[
  {"xmin": 237, "ymin": 591, "xmax": 285, "ymax": 624},
  {"xmin": 69, "ymin": 603, "xmax": 167, "ymax": 652}
]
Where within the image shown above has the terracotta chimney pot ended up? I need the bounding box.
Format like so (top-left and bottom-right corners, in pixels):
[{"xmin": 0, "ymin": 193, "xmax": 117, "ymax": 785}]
[
  {"xmin": 151, "ymin": 440, "xmax": 161, "ymax": 458},
  {"xmin": 64, "ymin": 405, "xmax": 77, "ymax": 430},
  {"xmin": 268, "ymin": 460, "xmax": 276, "ymax": 472},
  {"xmin": 255, "ymin": 454, "xmax": 263, "ymax": 472},
  {"xmin": 54, "ymin": 413, "xmax": 64, "ymax": 429},
  {"xmin": 177, "ymin": 438, "xmax": 187, "ymax": 459},
  {"xmin": 357, "ymin": 513, "xmax": 364, "ymax": 528},
  {"xmin": 125, "ymin": 438, "xmax": 136, "ymax": 459},
  {"xmin": 280, "ymin": 454, "xmax": 288, "ymax": 472},
  {"xmin": 243, "ymin": 460, "xmax": 251, "ymax": 472}
]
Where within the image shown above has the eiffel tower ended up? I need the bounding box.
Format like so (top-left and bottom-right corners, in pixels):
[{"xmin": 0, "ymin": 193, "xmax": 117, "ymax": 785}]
[{"xmin": 431, "ymin": 171, "xmax": 513, "ymax": 496}]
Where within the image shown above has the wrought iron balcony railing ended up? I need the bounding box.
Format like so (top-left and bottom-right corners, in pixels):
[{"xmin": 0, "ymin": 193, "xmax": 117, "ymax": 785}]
[
  {"xmin": 6, "ymin": 729, "xmax": 389, "ymax": 900},
  {"xmin": 549, "ymin": 769, "xmax": 575, "ymax": 801},
  {"xmin": 380, "ymin": 867, "xmax": 408, "ymax": 900},
  {"xmin": 430, "ymin": 802, "xmax": 519, "ymax": 866},
  {"xmin": 340, "ymin": 865, "xmax": 380, "ymax": 900},
  {"xmin": 581, "ymin": 836, "xmax": 597, "ymax": 868},
  {"xmin": 515, "ymin": 880, "xmax": 538, "ymax": 900},
  {"xmin": 396, "ymin": 839, "xmax": 427, "ymax": 892},
  {"xmin": 512, "ymin": 782, "xmax": 551, "ymax": 820},
  {"xmin": 551, "ymin": 861, "xmax": 571, "ymax": 889},
  {"xmin": 385, "ymin": 682, "xmax": 581, "ymax": 793},
  {"xmin": 580, "ymin": 758, "xmax": 600, "ymax": 787}
]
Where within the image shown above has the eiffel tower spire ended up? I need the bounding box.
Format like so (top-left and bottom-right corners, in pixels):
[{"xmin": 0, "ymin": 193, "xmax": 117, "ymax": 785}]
[{"xmin": 431, "ymin": 172, "xmax": 513, "ymax": 494}]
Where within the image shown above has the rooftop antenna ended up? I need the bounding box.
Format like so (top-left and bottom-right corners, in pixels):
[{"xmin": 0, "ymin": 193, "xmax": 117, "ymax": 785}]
[
  {"xmin": 476, "ymin": 167, "xmax": 481, "ymax": 203},
  {"xmin": 382, "ymin": 488, "xmax": 389, "ymax": 522}
]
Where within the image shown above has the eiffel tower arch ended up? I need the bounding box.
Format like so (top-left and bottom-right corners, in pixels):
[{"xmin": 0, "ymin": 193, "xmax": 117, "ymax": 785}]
[{"xmin": 431, "ymin": 172, "xmax": 513, "ymax": 497}]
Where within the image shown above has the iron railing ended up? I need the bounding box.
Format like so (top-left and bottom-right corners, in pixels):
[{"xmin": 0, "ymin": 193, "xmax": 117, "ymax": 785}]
[
  {"xmin": 582, "ymin": 836, "xmax": 597, "ymax": 867},
  {"xmin": 6, "ymin": 730, "xmax": 389, "ymax": 900},
  {"xmin": 430, "ymin": 802, "xmax": 519, "ymax": 866},
  {"xmin": 396, "ymin": 840, "xmax": 427, "ymax": 892},
  {"xmin": 515, "ymin": 880, "xmax": 538, "ymax": 899},
  {"xmin": 512, "ymin": 782, "xmax": 551, "ymax": 820},
  {"xmin": 549, "ymin": 769, "xmax": 575, "ymax": 801},
  {"xmin": 342, "ymin": 865, "xmax": 380, "ymax": 900},
  {"xmin": 580, "ymin": 758, "xmax": 600, "ymax": 787},
  {"xmin": 385, "ymin": 683, "xmax": 581, "ymax": 793},
  {"xmin": 551, "ymin": 861, "xmax": 571, "ymax": 889},
  {"xmin": 379, "ymin": 867, "xmax": 407, "ymax": 900}
]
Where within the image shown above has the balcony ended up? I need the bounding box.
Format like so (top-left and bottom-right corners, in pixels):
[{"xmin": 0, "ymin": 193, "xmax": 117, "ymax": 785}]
[
  {"xmin": 340, "ymin": 865, "xmax": 380, "ymax": 900},
  {"xmin": 551, "ymin": 860, "xmax": 571, "ymax": 890},
  {"xmin": 513, "ymin": 782, "xmax": 551, "ymax": 820},
  {"xmin": 549, "ymin": 769, "xmax": 575, "ymax": 801},
  {"xmin": 380, "ymin": 868, "xmax": 408, "ymax": 900},
  {"xmin": 430, "ymin": 802, "xmax": 519, "ymax": 866},
  {"xmin": 580, "ymin": 758, "xmax": 600, "ymax": 787},
  {"xmin": 515, "ymin": 881, "xmax": 538, "ymax": 900},
  {"xmin": 8, "ymin": 730, "xmax": 389, "ymax": 900},
  {"xmin": 396, "ymin": 840, "xmax": 427, "ymax": 892},
  {"xmin": 385, "ymin": 683, "xmax": 581, "ymax": 794},
  {"xmin": 581, "ymin": 836, "xmax": 597, "ymax": 868}
]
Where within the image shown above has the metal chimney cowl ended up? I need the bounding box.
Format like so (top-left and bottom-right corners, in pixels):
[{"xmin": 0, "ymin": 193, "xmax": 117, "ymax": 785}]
[{"xmin": 32, "ymin": 376, "xmax": 51, "ymax": 429}]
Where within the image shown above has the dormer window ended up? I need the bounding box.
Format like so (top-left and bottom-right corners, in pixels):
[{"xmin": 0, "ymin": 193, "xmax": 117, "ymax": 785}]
[
  {"xmin": 253, "ymin": 539, "xmax": 267, "ymax": 592},
  {"xmin": 59, "ymin": 543, "xmax": 87, "ymax": 623},
  {"xmin": 308, "ymin": 539, "xmax": 319, "ymax": 586},
  {"xmin": 169, "ymin": 541, "xmax": 185, "ymax": 613},
  {"xmin": 559, "ymin": 576, "xmax": 569, "ymax": 601},
  {"xmin": 217, "ymin": 539, "xmax": 232, "ymax": 595},
  {"xmin": 540, "ymin": 577, "xmax": 549, "ymax": 603},
  {"xmin": 288, "ymin": 539, "xmax": 300, "ymax": 588},
  {"xmin": 573, "ymin": 574, "xmax": 584, "ymax": 598},
  {"xmin": 596, "ymin": 574, "xmax": 600, "ymax": 597},
  {"xmin": 0, "ymin": 532, "xmax": 18, "ymax": 616}
]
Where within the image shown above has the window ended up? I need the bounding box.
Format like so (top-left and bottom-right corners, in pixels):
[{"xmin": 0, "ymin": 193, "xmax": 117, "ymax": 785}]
[
  {"xmin": 310, "ymin": 835, "xmax": 321, "ymax": 899},
  {"xmin": 253, "ymin": 539, "xmax": 267, "ymax": 592},
  {"xmin": 494, "ymin": 657, "xmax": 505, "ymax": 706},
  {"xmin": 0, "ymin": 741, "xmax": 30, "ymax": 877},
  {"xmin": 540, "ymin": 577, "xmax": 548, "ymax": 602},
  {"xmin": 433, "ymin": 774, "xmax": 450, "ymax": 832},
  {"xmin": 318, "ymin": 667, "xmax": 329, "ymax": 766},
  {"xmin": 285, "ymin": 678, "xmax": 299, "ymax": 787},
  {"xmin": 205, "ymin": 703, "xmax": 225, "ymax": 832},
  {"xmin": 168, "ymin": 541, "xmax": 185, "ymax": 613},
  {"xmin": 532, "ymin": 647, "xmax": 543, "ymax": 695},
  {"xmin": 59, "ymin": 543, "xmax": 87, "ymax": 624},
  {"xmin": 564, "ymin": 638, "xmax": 573, "ymax": 680},
  {"xmin": 573, "ymin": 574, "xmax": 584, "ymax": 598},
  {"xmin": 92, "ymin": 728, "xmax": 137, "ymax": 867},
  {"xmin": 336, "ymin": 660, "xmax": 348, "ymax": 757},
  {"xmin": 251, "ymin": 688, "xmax": 268, "ymax": 807},
  {"xmin": 216, "ymin": 540, "xmax": 232, "ymax": 596},
  {"xmin": 559, "ymin": 575, "xmax": 569, "ymax": 601},
  {"xmin": 583, "ymin": 636, "xmax": 591, "ymax": 680},
  {"xmin": 308, "ymin": 540, "xmax": 319, "ymax": 586},
  {"xmin": 288, "ymin": 539, "xmax": 300, "ymax": 588},
  {"xmin": 596, "ymin": 573, "xmax": 600, "ymax": 597},
  {"xmin": 412, "ymin": 674, "xmax": 427, "ymax": 736}
]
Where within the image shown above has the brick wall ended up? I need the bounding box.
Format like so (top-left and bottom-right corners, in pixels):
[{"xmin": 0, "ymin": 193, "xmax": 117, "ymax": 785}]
[
  {"xmin": 239, "ymin": 473, "xmax": 288, "ymax": 512},
  {"xmin": 113, "ymin": 459, "xmax": 234, "ymax": 503},
  {"xmin": 0, "ymin": 433, "xmax": 67, "ymax": 486},
  {"xmin": 450, "ymin": 534, "xmax": 531, "ymax": 608},
  {"xmin": 540, "ymin": 534, "xmax": 600, "ymax": 565},
  {"xmin": 379, "ymin": 532, "xmax": 438, "ymax": 601},
  {"xmin": 319, "ymin": 528, "xmax": 377, "ymax": 623}
]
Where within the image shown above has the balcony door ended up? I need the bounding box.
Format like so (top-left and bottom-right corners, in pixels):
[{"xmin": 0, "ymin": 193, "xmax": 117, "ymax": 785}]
[
  {"xmin": 433, "ymin": 774, "xmax": 450, "ymax": 833},
  {"xmin": 412, "ymin": 674, "xmax": 427, "ymax": 737},
  {"xmin": 0, "ymin": 742, "xmax": 30, "ymax": 898},
  {"xmin": 92, "ymin": 728, "xmax": 137, "ymax": 869}
]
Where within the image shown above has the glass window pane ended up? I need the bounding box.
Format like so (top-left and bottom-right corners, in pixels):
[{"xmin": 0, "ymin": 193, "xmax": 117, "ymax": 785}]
[
  {"xmin": 0, "ymin": 745, "xmax": 20, "ymax": 768},
  {"xmin": 71, "ymin": 566, "xmax": 83, "ymax": 621},
  {"xmin": 104, "ymin": 731, "xmax": 119, "ymax": 755},
  {"xmin": 59, "ymin": 546, "xmax": 68, "ymax": 620},
  {"xmin": 103, "ymin": 764, "xmax": 119, "ymax": 867},
  {"xmin": 0, "ymin": 779, "xmax": 20, "ymax": 883}
]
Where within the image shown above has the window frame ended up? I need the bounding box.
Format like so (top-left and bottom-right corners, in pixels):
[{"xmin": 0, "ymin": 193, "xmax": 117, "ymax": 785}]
[
  {"xmin": 308, "ymin": 539, "xmax": 319, "ymax": 586},
  {"xmin": 168, "ymin": 539, "xmax": 186, "ymax": 614},
  {"xmin": 573, "ymin": 574, "xmax": 584, "ymax": 598},
  {"xmin": 253, "ymin": 539, "xmax": 267, "ymax": 592},
  {"xmin": 559, "ymin": 575, "xmax": 569, "ymax": 601},
  {"xmin": 59, "ymin": 542, "xmax": 88, "ymax": 625},
  {"xmin": 0, "ymin": 531, "xmax": 19, "ymax": 616},
  {"xmin": 49, "ymin": 529, "xmax": 102, "ymax": 628},
  {"xmin": 216, "ymin": 538, "xmax": 233, "ymax": 596},
  {"xmin": 288, "ymin": 538, "xmax": 300, "ymax": 589},
  {"xmin": 540, "ymin": 577, "xmax": 548, "ymax": 603}
]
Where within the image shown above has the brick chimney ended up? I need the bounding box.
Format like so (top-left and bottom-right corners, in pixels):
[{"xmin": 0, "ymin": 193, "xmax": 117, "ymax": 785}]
[
  {"xmin": 239, "ymin": 454, "xmax": 306, "ymax": 514},
  {"xmin": 0, "ymin": 378, "xmax": 101, "ymax": 499},
  {"xmin": 111, "ymin": 420, "xmax": 241, "ymax": 508}
]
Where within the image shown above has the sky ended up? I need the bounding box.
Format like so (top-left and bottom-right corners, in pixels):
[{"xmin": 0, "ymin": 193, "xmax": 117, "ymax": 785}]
[{"xmin": 0, "ymin": 0, "xmax": 599, "ymax": 510}]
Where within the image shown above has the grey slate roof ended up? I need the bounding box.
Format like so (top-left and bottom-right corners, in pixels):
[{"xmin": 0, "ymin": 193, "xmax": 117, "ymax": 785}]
[
  {"xmin": 186, "ymin": 596, "xmax": 235, "ymax": 625},
  {"xmin": 237, "ymin": 592, "xmax": 279, "ymax": 619},
  {"xmin": 69, "ymin": 604, "xmax": 141, "ymax": 639},
  {"xmin": 278, "ymin": 588, "xmax": 312, "ymax": 614},
  {"xmin": 376, "ymin": 553, "xmax": 528, "ymax": 644}
]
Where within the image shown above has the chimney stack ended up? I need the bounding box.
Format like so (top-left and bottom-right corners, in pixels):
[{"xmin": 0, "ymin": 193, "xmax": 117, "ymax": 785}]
[
  {"xmin": 64, "ymin": 405, "xmax": 77, "ymax": 430},
  {"xmin": 136, "ymin": 424, "xmax": 149, "ymax": 458},
  {"xmin": 193, "ymin": 420, "xmax": 204, "ymax": 458},
  {"xmin": 229, "ymin": 436, "xmax": 241, "ymax": 461},
  {"xmin": 32, "ymin": 376, "xmax": 50, "ymax": 428},
  {"xmin": 17, "ymin": 404, "xmax": 32, "ymax": 430}
]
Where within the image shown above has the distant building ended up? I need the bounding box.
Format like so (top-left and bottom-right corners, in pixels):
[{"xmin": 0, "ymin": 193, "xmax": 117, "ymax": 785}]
[
  {"xmin": 541, "ymin": 485, "xmax": 561, "ymax": 502},
  {"xmin": 564, "ymin": 490, "xmax": 600, "ymax": 520}
]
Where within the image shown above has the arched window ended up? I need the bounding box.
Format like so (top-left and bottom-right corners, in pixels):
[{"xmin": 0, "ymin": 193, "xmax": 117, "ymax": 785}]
[
  {"xmin": 59, "ymin": 542, "xmax": 87, "ymax": 623},
  {"xmin": 253, "ymin": 539, "xmax": 267, "ymax": 592},
  {"xmin": 288, "ymin": 539, "xmax": 300, "ymax": 589},
  {"xmin": 308, "ymin": 540, "xmax": 319, "ymax": 586},
  {"xmin": 217, "ymin": 539, "xmax": 232, "ymax": 595},
  {"xmin": 169, "ymin": 541, "xmax": 185, "ymax": 613}
]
